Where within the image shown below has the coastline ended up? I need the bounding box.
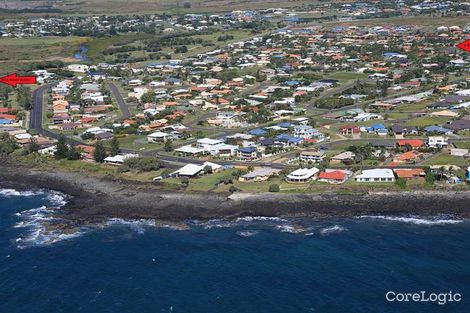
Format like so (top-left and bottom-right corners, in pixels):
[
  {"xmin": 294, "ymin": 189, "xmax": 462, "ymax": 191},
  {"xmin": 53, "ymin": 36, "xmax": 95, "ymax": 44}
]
[{"xmin": 1, "ymin": 164, "xmax": 470, "ymax": 225}]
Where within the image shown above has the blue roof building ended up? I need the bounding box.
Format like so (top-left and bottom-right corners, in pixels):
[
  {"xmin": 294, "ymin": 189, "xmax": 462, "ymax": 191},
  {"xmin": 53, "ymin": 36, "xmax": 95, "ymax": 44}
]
[
  {"xmin": 0, "ymin": 119, "xmax": 13, "ymax": 125},
  {"xmin": 366, "ymin": 124, "xmax": 386, "ymax": 132},
  {"xmin": 277, "ymin": 122, "xmax": 292, "ymax": 129},
  {"xmin": 423, "ymin": 126, "xmax": 451, "ymax": 134},
  {"xmin": 249, "ymin": 128, "xmax": 267, "ymax": 136}
]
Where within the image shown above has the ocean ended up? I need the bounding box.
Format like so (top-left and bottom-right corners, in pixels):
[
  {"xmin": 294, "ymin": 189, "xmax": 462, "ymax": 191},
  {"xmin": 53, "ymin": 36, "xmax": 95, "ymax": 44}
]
[{"xmin": 1, "ymin": 188, "xmax": 470, "ymax": 312}]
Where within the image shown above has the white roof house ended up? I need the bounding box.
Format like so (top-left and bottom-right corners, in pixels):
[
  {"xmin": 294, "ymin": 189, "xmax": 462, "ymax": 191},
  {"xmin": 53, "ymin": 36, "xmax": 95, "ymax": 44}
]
[
  {"xmin": 197, "ymin": 138, "xmax": 223, "ymax": 146},
  {"xmin": 175, "ymin": 145, "xmax": 205, "ymax": 155},
  {"xmin": 104, "ymin": 153, "xmax": 138, "ymax": 165},
  {"xmin": 172, "ymin": 162, "xmax": 222, "ymax": 177},
  {"xmin": 286, "ymin": 167, "xmax": 319, "ymax": 183},
  {"xmin": 147, "ymin": 131, "xmax": 173, "ymax": 143},
  {"xmin": 355, "ymin": 169, "xmax": 395, "ymax": 182}
]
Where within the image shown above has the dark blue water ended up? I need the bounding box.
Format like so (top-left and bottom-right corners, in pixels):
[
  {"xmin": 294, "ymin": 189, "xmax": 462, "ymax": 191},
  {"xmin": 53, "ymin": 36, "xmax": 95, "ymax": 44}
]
[{"xmin": 1, "ymin": 189, "xmax": 470, "ymax": 312}]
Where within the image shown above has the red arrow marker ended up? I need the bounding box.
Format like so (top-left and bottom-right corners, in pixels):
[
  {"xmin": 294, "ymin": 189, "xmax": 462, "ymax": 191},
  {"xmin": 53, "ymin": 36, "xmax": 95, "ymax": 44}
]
[
  {"xmin": 0, "ymin": 73, "xmax": 37, "ymax": 87},
  {"xmin": 457, "ymin": 39, "xmax": 470, "ymax": 53}
]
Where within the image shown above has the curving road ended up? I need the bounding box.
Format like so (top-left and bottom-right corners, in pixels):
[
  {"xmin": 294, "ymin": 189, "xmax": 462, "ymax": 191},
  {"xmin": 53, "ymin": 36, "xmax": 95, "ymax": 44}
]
[{"xmin": 30, "ymin": 85, "xmax": 83, "ymax": 145}]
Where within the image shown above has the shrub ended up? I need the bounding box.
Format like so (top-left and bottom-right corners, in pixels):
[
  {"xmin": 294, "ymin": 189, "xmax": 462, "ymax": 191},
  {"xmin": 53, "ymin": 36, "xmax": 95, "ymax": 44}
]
[
  {"xmin": 269, "ymin": 184, "xmax": 280, "ymax": 192},
  {"xmin": 395, "ymin": 178, "xmax": 407, "ymax": 189},
  {"xmin": 123, "ymin": 156, "xmax": 161, "ymax": 172}
]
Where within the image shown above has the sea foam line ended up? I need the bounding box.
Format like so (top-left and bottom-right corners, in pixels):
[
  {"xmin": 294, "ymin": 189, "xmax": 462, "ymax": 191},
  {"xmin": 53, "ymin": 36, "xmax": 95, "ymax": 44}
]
[
  {"xmin": 358, "ymin": 215, "xmax": 463, "ymax": 225},
  {"xmin": 0, "ymin": 188, "xmax": 44, "ymax": 198}
]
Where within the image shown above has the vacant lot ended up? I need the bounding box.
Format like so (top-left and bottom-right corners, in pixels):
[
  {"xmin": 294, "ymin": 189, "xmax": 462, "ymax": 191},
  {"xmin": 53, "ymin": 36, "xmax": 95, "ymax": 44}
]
[{"xmin": 0, "ymin": 37, "xmax": 87, "ymax": 74}]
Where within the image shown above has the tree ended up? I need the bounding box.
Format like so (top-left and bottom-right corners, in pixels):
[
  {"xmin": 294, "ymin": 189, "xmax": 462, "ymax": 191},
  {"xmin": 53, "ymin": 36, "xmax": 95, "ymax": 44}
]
[
  {"xmin": 139, "ymin": 90, "xmax": 155, "ymax": 104},
  {"xmin": 308, "ymin": 117, "xmax": 316, "ymax": 127},
  {"xmin": 425, "ymin": 172, "xmax": 435, "ymax": 185},
  {"xmin": 180, "ymin": 176, "xmax": 189, "ymax": 186},
  {"xmin": 0, "ymin": 133, "xmax": 18, "ymax": 155},
  {"xmin": 269, "ymin": 184, "xmax": 280, "ymax": 192},
  {"xmin": 395, "ymin": 178, "xmax": 407, "ymax": 189},
  {"xmin": 67, "ymin": 145, "xmax": 81, "ymax": 160},
  {"xmin": 27, "ymin": 138, "xmax": 40, "ymax": 154},
  {"xmin": 94, "ymin": 140, "xmax": 107, "ymax": 163},
  {"xmin": 55, "ymin": 133, "xmax": 69, "ymax": 159},
  {"xmin": 110, "ymin": 136, "xmax": 120, "ymax": 156},
  {"xmin": 203, "ymin": 165, "xmax": 213, "ymax": 174},
  {"xmin": 164, "ymin": 140, "xmax": 173, "ymax": 152},
  {"xmin": 123, "ymin": 156, "xmax": 161, "ymax": 172},
  {"xmin": 17, "ymin": 86, "xmax": 32, "ymax": 110}
]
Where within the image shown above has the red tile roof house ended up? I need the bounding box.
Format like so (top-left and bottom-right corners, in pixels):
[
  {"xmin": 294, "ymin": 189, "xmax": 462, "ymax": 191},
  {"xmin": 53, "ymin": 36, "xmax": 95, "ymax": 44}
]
[
  {"xmin": 0, "ymin": 108, "xmax": 15, "ymax": 114},
  {"xmin": 339, "ymin": 125, "xmax": 360, "ymax": 136},
  {"xmin": 397, "ymin": 139, "xmax": 424, "ymax": 150},
  {"xmin": 394, "ymin": 168, "xmax": 425, "ymax": 180},
  {"xmin": 318, "ymin": 170, "xmax": 348, "ymax": 184}
]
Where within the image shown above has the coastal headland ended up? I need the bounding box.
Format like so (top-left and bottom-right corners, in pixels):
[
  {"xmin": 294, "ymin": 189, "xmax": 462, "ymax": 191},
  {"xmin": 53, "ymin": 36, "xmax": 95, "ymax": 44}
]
[{"xmin": 1, "ymin": 164, "xmax": 470, "ymax": 226}]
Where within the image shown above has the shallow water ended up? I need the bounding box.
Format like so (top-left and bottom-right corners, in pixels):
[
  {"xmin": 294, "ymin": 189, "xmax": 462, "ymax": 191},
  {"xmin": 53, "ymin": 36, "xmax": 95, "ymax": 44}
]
[{"xmin": 1, "ymin": 189, "xmax": 470, "ymax": 312}]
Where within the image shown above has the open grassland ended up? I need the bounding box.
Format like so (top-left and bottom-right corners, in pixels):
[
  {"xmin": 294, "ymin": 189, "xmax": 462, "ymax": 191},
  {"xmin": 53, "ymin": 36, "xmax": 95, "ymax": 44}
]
[
  {"xmin": 0, "ymin": 36, "xmax": 87, "ymax": 75},
  {"xmin": 0, "ymin": 0, "xmax": 331, "ymax": 16}
]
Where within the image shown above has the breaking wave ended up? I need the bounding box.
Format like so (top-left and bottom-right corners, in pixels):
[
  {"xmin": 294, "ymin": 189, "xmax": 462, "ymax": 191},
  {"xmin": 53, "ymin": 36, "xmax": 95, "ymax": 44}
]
[
  {"xmin": 237, "ymin": 230, "xmax": 259, "ymax": 237},
  {"xmin": 358, "ymin": 215, "xmax": 463, "ymax": 225},
  {"xmin": 13, "ymin": 191, "xmax": 86, "ymax": 249},
  {"xmin": 0, "ymin": 188, "xmax": 44, "ymax": 198},
  {"xmin": 320, "ymin": 225, "xmax": 346, "ymax": 235}
]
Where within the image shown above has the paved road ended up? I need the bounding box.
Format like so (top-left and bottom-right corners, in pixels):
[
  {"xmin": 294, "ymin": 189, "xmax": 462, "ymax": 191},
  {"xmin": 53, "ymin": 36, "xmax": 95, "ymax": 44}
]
[
  {"xmin": 30, "ymin": 85, "xmax": 83, "ymax": 145},
  {"xmin": 108, "ymin": 82, "xmax": 131, "ymax": 119}
]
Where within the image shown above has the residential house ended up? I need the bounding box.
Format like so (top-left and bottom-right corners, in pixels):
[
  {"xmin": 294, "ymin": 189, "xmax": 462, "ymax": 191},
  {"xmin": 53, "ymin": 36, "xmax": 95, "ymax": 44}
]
[
  {"xmin": 318, "ymin": 169, "xmax": 351, "ymax": 184},
  {"xmin": 393, "ymin": 168, "xmax": 425, "ymax": 180},
  {"xmin": 427, "ymin": 136, "xmax": 449, "ymax": 148},
  {"xmin": 239, "ymin": 168, "xmax": 281, "ymax": 182},
  {"xmin": 299, "ymin": 150, "xmax": 326, "ymax": 163},
  {"xmin": 355, "ymin": 169, "xmax": 395, "ymax": 182},
  {"xmin": 397, "ymin": 139, "xmax": 424, "ymax": 150},
  {"xmin": 330, "ymin": 151, "xmax": 355, "ymax": 164},
  {"xmin": 286, "ymin": 167, "xmax": 319, "ymax": 183},
  {"xmin": 339, "ymin": 125, "xmax": 360, "ymax": 136},
  {"xmin": 293, "ymin": 125, "xmax": 319, "ymax": 139},
  {"xmin": 147, "ymin": 131, "xmax": 173, "ymax": 143},
  {"xmin": 237, "ymin": 146, "xmax": 258, "ymax": 161},
  {"xmin": 104, "ymin": 153, "xmax": 138, "ymax": 165}
]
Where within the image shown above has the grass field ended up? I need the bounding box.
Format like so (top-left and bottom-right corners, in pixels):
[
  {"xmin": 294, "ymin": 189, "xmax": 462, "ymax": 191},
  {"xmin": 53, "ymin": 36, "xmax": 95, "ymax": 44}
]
[
  {"xmin": 1, "ymin": 0, "xmax": 330, "ymax": 15},
  {"xmin": 404, "ymin": 116, "xmax": 449, "ymax": 128},
  {"xmin": 0, "ymin": 37, "xmax": 87, "ymax": 75},
  {"xmin": 421, "ymin": 153, "xmax": 468, "ymax": 168}
]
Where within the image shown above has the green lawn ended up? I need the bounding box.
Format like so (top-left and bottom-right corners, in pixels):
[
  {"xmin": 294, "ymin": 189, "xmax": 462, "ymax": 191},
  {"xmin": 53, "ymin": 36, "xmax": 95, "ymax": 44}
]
[
  {"xmin": 404, "ymin": 116, "xmax": 449, "ymax": 128},
  {"xmin": 421, "ymin": 153, "xmax": 468, "ymax": 168},
  {"xmin": 0, "ymin": 37, "xmax": 87, "ymax": 75}
]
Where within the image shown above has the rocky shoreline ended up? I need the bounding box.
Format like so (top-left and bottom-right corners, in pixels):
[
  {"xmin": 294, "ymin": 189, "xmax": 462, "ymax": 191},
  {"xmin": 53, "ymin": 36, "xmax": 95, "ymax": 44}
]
[{"xmin": 1, "ymin": 165, "xmax": 470, "ymax": 226}]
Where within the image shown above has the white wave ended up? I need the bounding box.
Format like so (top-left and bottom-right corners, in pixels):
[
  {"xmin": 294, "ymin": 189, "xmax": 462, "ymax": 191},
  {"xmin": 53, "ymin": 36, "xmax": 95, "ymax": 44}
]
[
  {"xmin": 359, "ymin": 215, "xmax": 463, "ymax": 225},
  {"xmin": 198, "ymin": 219, "xmax": 237, "ymax": 230},
  {"xmin": 0, "ymin": 188, "xmax": 44, "ymax": 198},
  {"xmin": 275, "ymin": 224, "xmax": 310, "ymax": 234},
  {"xmin": 14, "ymin": 202, "xmax": 83, "ymax": 249},
  {"xmin": 235, "ymin": 216, "xmax": 287, "ymax": 223},
  {"xmin": 320, "ymin": 225, "xmax": 346, "ymax": 235},
  {"xmin": 236, "ymin": 230, "xmax": 259, "ymax": 237},
  {"xmin": 105, "ymin": 218, "xmax": 158, "ymax": 234},
  {"xmin": 46, "ymin": 191, "xmax": 67, "ymax": 207}
]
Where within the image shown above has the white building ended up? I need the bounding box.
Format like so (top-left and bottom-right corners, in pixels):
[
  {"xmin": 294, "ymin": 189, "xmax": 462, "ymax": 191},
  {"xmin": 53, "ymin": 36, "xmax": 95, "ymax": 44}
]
[
  {"xmin": 147, "ymin": 131, "xmax": 173, "ymax": 143},
  {"xmin": 355, "ymin": 169, "xmax": 395, "ymax": 182},
  {"xmin": 104, "ymin": 154, "xmax": 138, "ymax": 166},
  {"xmin": 67, "ymin": 64, "xmax": 89, "ymax": 73},
  {"xmin": 286, "ymin": 167, "xmax": 319, "ymax": 183},
  {"xmin": 427, "ymin": 136, "xmax": 449, "ymax": 148},
  {"xmin": 293, "ymin": 125, "xmax": 319, "ymax": 139},
  {"xmin": 299, "ymin": 150, "xmax": 326, "ymax": 162}
]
